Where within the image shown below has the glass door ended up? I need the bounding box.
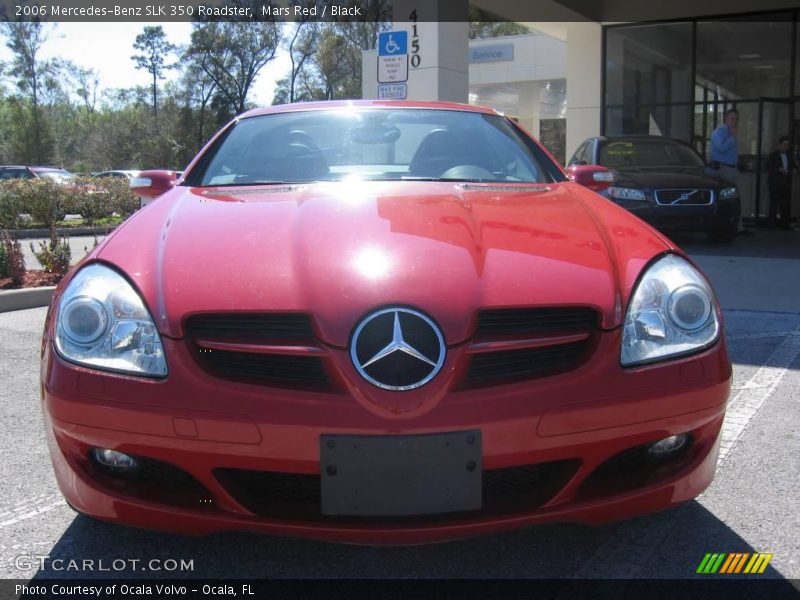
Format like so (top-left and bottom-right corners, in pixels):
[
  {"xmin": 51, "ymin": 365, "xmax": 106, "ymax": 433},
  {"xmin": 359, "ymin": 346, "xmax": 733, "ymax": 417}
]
[{"xmin": 756, "ymin": 98, "xmax": 793, "ymax": 223}]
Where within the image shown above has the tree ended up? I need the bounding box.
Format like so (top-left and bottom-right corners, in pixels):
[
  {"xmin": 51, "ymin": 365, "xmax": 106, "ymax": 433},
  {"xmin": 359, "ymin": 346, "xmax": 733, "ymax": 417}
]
[
  {"xmin": 330, "ymin": 0, "xmax": 391, "ymax": 51},
  {"xmin": 131, "ymin": 26, "xmax": 176, "ymax": 117},
  {"xmin": 283, "ymin": 20, "xmax": 320, "ymax": 104},
  {"xmin": 271, "ymin": 2, "xmax": 391, "ymax": 106},
  {"xmin": 468, "ymin": 7, "xmax": 532, "ymax": 39},
  {"xmin": 310, "ymin": 26, "xmax": 352, "ymax": 100},
  {"xmin": 187, "ymin": 22, "xmax": 281, "ymax": 115},
  {"xmin": 181, "ymin": 51, "xmax": 217, "ymax": 148},
  {"xmin": 1, "ymin": 22, "xmax": 56, "ymax": 163},
  {"xmin": 73, "ymin": 66, "xmax": 100, "ymax": 113}
]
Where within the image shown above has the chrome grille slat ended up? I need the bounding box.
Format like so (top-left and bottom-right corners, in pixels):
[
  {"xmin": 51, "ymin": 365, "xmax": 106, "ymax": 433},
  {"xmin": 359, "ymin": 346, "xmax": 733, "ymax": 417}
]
[{"xmin": 654, "ymin": 189, "xmax": 713, "ymax": 205}]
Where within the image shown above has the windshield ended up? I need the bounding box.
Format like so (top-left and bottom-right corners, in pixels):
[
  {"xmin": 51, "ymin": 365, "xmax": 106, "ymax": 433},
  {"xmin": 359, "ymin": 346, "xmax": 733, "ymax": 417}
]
[
  {"xmin": 192, "ymin": 108, "xmax": 561, "ymax": 186},
  {"xmin": 37, "ymin": 171, "xmax": 75, "ymax": 183},
  {"xmin": 599, "ymin": 139, "xmax": 706, "ymax": 169}
]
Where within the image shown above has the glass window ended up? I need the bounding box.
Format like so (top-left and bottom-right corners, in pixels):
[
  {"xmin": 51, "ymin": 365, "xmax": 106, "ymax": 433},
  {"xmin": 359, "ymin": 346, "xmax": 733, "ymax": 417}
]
[
  {"xmin": 796, "ymin": 20, "xmax": 800, "ymax": 95},
  {"xmin": 605, "ymin": 105, "xmax": 691, "ymax": 143},
  {"xmin": 605, "ymin": 23, "xmax": 692, "ymax": 106},
  {"xmin": 0, "ymin": 169, "xmax": 32, "ymax": 180},
  {"xmin": 195, "ymin": 109, "xmax": 564, "ymax": 186},
  {"xmin": 598, "ymin": 138, "xmax": 706, "ymax": 168},
  {"xmin": 697, "ymin": 16, "xmax": 793, "ymax": 100},
  {"xmin": 568, "ymin": 141, "xmax": 589, "ymax": 165},
  {"xmin": 36, "ymin": 171, "xmax": 74, "ymax": 183}
]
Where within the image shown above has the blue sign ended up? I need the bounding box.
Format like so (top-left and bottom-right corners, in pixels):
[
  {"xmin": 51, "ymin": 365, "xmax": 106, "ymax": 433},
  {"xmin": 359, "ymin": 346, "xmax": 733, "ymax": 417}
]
[
  {"xmin": 378, "ymin": 31, "xmax": 408, "ymax": 56},
  {"xmin": 469, "ymin": 44, "xmax": 514, "ymax": 64}
]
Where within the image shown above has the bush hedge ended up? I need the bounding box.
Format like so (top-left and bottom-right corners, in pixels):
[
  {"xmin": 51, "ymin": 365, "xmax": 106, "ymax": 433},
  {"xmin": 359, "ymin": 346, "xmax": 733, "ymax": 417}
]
[{"xmin": 0, "ymin": 177, "xmax": 139, "ymax": 229}]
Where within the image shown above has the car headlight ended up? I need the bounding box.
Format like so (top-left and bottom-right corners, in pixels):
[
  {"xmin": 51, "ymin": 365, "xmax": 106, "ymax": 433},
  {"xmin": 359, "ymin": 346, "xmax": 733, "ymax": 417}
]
[
  {"xmin": 621, "ymin": 254, "xmax": 720, "ymax": 367},
  {"xmin": 719, "ymin": 186, "xmax": 738, "ymax": 200},
  {"xmin": 55, "ymin": 263, "xmax": 168, "ymax": 377},
  {"xmin": 608, "ymin": 187, "xmax": 646, "ymax": 201}
]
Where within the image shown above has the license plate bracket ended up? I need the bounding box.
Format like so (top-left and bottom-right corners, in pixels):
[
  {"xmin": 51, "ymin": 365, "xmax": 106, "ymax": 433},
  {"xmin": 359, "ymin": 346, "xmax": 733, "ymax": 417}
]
[{"xmin": 320, "ymin": 430, "xmax": 482, "ymax": 516}]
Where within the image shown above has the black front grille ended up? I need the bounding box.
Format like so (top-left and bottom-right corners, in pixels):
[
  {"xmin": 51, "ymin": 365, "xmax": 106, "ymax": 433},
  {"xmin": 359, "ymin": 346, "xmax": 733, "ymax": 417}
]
[
  {"xmin": 216, "ymin": 469, "xmax": 321, "ymax": 520},
  {"xmin": 475, "ymin": 307, "xmax": 598, "ymax": 340},
  {"xmin": 195, "ymin": 348, "xmax": 329, "ymax": 388},
  {"xmin": 185, "ymin": 313, "xmax": 315, "ymax": 343},
  {"xmin": 215, "ymin": 459, "xmax": 579, "ymax": 522},
  {"xmin": 655, "ymin": 189, "xmax": 713, "ymax": 205},
  {"xmin": 577, "ymin": 436, "xmax": 695, "ymax": 501},
  {"xmin": 185, "ymin": 313, "xmax": 332, "ymax": 390},
  {"xmin": 466, "ymin": 341, "xmax": 589, "ymax": 387}
]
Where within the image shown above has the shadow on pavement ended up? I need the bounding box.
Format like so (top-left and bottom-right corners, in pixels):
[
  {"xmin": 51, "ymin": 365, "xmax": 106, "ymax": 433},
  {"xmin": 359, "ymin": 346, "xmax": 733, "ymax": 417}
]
[
  {"xmin": 670, "ymin": 228, "xmax": 800, "ymax": 260},
  {"xmin": 29, "ymin": 500, "xmax": 792, "ymax": 581}
]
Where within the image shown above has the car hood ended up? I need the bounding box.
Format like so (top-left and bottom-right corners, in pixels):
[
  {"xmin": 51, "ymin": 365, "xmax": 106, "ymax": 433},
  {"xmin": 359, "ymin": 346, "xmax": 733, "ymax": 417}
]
[
  {"xmin": 94, "ymin": 181, "xmax": 672, "ymax": 346},
  {"xmin": 610, "ymin": 165, "xmax": 730, "ymax": 189}
]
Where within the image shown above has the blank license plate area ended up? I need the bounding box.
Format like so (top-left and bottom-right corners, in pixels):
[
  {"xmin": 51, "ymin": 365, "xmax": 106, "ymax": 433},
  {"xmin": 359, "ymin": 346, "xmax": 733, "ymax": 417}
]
[{"xmin": 320, "ymin": 431, "xmax": 482, "ymax": 517}]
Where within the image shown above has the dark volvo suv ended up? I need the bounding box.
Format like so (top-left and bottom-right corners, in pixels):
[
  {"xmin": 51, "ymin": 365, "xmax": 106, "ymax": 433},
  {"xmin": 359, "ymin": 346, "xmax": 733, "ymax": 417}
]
[{"xmin": 567, "ymin": 136, "xmax": 741, "ymax": 242}]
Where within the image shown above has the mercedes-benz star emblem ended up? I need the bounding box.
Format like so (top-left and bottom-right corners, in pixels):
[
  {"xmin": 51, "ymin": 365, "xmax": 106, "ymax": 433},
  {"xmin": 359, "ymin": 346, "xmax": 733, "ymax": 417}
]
[{"xmin": 350, "ymin": 307, "xmax": 446, "ymax": 391}]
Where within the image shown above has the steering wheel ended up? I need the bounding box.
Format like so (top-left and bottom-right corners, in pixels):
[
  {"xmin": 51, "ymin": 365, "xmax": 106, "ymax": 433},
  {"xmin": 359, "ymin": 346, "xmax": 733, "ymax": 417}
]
[{"xmin": 440, "ymin": 165, "xmax": 497, "ymax": 180}]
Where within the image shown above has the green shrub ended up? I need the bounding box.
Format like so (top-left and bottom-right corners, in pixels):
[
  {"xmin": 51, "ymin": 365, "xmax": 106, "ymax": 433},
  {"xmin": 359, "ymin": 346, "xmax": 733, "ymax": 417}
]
[
  {"xmin": 0, "ymin": 176, "xmax": 139, "ymax": 229},
  {"xmin": 15, "ymin": 178, "xmax": 67, "ymax": 228},
  {"xmin": 95, "ymin": 177, "xmax": 139, "ymax": 219},
  {"xmin": 0, "ymin": 183, "xmax": 24, "ymax": 230},
  {"xmin": 61, "ymin": 177, "xmax": 112, "ymax": 226},
  {"xmin": 1, "ymin": 233, "xmax": 26, "ymax": 285},
  {"xmin": 30, "ymin": 226, "xmax": 71, "ymax": 279},
  {"xmin": 0, "ymin": 242, "xmax": 8, "ymax": 278}
]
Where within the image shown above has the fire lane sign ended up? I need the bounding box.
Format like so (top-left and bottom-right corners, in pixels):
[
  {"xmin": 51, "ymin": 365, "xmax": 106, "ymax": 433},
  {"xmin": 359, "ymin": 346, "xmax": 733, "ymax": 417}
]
[{"xmin": 378, "ymin": 31, "xmax": 408, "ymax": 84}]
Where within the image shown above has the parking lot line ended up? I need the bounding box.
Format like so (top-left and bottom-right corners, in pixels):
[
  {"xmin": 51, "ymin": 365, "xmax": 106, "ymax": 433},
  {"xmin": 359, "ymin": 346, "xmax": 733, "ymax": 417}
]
[{"xmin": 719, "ymin": 327, "xmax": 800, "ymax": 464}]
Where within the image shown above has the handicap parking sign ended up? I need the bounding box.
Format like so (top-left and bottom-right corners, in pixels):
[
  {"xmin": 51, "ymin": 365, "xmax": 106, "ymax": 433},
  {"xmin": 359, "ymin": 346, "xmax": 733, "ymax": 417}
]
[
  {"xmin": 377, "ymin": 30, "xmax": 409, "ymax": 83},
  {"xmin": 379, "ymin": 31, "xmax": 408, "ymax": 56}
]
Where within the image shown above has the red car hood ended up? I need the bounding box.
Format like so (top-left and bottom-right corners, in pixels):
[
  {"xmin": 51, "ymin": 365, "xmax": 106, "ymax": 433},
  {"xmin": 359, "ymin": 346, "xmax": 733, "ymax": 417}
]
[{"xmin": 96, "ymin": 181, "xmax": 672, "ymax": 345}]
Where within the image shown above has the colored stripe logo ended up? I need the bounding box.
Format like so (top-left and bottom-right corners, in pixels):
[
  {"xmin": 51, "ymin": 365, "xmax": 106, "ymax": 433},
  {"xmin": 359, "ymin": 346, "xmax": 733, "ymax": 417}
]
[{"xmin": 697, "ymin": 553, "xmax": 773, "ymax": 574}]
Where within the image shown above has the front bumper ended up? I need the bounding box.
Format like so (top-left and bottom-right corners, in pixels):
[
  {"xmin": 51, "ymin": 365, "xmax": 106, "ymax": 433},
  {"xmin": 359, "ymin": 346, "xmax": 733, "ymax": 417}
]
[
  {"xmin": 604, "ymin": 195, "xmax": 740, "ymax": 233},
  {"xmin": 42, "ymin": 330, "xmax": 731, "ymax": 544}
]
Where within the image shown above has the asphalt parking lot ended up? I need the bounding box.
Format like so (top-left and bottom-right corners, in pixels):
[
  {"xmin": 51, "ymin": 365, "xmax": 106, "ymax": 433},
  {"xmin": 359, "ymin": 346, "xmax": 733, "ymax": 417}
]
[{"xmin": 1, "ymin": 230, "xmax": 799, "ymax": 581}]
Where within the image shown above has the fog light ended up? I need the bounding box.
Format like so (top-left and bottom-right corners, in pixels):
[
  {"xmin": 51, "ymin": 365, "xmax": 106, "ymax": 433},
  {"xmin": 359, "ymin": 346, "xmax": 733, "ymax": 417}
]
[
  {"xmin": 648, "ymin": 434, "xmax": 689, "ymax": 458},
  {"xmin": 91, "ymin": 448, "xmax": 138, "ymax": 471}
]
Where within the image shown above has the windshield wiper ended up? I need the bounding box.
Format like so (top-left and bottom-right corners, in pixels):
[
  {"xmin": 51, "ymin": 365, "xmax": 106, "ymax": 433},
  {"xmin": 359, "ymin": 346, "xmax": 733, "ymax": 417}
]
[
  {"xmin": 200, "ymin": 180, "xmax": 308, "ymax": 187},
  {"xmin": 396, "ymin": 176, "xmax": 501, "ymax": 182}
]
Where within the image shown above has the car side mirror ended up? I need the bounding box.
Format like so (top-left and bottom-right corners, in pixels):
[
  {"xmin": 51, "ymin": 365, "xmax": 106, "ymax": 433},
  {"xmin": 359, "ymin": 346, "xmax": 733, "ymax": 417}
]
[
  {"xmin": 130, "ymin": 170, "xmax": 179, "ymax": 207},
  {"xmin": 566, "ymin": 164, "xmax": 614, "ymax": 192}
]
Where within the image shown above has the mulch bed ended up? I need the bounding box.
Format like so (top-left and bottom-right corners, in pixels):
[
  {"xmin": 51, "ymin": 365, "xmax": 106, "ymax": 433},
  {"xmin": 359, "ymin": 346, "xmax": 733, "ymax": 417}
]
[{"xmin": 0, "ymin": 270, "xmax": 62, "ymax": 290}]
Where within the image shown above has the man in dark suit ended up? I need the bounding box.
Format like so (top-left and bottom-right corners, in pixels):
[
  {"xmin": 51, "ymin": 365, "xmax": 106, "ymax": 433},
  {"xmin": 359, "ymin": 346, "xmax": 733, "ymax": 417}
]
[{"xmin": 767, "ymin": 136, "xmax": 795, "ymax": 230}]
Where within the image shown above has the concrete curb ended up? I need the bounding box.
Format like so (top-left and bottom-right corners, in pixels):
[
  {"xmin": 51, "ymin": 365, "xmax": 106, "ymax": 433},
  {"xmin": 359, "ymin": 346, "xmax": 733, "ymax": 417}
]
[
  {"xmin": 1, "ymin": 226, "xmax": 114, "ymax": 240},
  {"xmin": 0, "ymin": 287, "xmax": 55, "ymax": 313}
]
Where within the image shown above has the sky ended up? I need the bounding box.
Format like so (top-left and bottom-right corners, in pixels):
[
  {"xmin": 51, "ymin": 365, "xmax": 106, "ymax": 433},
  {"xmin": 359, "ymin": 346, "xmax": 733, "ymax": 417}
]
[{"xmin": 0, "ymin": 22, "xmax": 292, "ymax": 106}]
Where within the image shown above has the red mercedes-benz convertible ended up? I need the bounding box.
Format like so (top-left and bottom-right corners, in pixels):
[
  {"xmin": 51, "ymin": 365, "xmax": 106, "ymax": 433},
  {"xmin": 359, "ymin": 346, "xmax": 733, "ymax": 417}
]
[{"xmin": 40, "ymin": 101, "xmax": 731, "ymax": 544}]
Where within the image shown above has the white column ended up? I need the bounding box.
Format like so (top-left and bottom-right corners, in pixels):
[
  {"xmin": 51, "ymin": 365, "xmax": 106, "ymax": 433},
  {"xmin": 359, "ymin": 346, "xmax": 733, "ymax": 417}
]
[
  {"xmin": 390, "ymin": 0, "xmax": 469, "ymax": 103},
  {"xmin": 565, "ymin": 22, "xmax": 603, "ymax": 158},
  {"xmin": 518, "ymin": 83, "xmax": 540, "ymax": 139}
]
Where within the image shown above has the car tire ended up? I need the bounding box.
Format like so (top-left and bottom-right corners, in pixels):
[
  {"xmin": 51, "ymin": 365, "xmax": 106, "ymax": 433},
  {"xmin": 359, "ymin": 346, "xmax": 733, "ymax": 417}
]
[{"xmin": 707, "ymin": 224, "xmax": 737, "ymax": 243}]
